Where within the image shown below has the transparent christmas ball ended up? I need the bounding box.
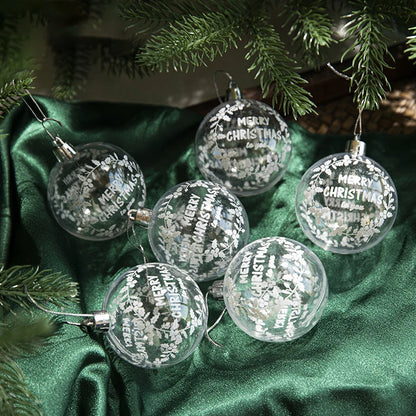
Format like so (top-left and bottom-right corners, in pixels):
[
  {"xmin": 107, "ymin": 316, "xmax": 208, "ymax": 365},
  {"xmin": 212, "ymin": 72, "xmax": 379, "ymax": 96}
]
[
  {"xmin": 295, "ymin": 151, "xmax": 398, "ymax": 254},
  {"xmin": 47, "ymin": 142, "xmax": 146, "ymax": 240},
  {"xmin": 195, "ymin": 99, "xmax": 292, "ymax": 196},
  {"xmin": 223, "ymin": 237, "xmax": 328, "ymax": 342},
  {"xmin": 102, "ymin": 263, "xmax": 207, "ymax": 368},
  {"xmin": 148, "ymin": 179, "xmax": 250, "ymax": 282}
]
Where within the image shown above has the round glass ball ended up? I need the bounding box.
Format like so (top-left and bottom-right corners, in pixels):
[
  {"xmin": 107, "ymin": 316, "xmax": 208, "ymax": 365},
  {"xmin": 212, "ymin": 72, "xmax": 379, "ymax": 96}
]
[
  {"xmin": 47, "ymin": 142, "xmax": 146, "ymax": 240},
  {"xmin": 295, "ymin": 152, "xmax": 398, "ymax": 254},
  {"xmin": 223, "ymin": 237, "xmax": 328, "ymax": 342},
  {"xmin": 148, "ymin": 179, "xmax": 250, "ymax": 282},
  {"xmin": 195, "ymin": 99, "xmax": 292, "ymax": 196},
  {"xmin": 102, "ymin": 263, "xmax": 207, "ymax": 368}
]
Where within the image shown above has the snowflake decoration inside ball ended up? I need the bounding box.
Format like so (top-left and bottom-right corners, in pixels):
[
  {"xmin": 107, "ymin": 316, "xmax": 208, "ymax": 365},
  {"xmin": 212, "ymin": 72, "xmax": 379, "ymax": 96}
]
[
  {"xmin": 295, "ymin": 153, "xmax": 397, "ymax": 254},
  {"xmin": 148, "ymin": 180, "xmax": 250, "ymax": 281},
  {"xmin": 223, "ymin": 237, "xmax": 328, "ymax": 342},
  {"xmin": 103, "ymin": 263, "xmax": 207, "ymax": 368},
  {"xmin": 47, "ymin": 142, "xmax": 146, "ymax": 240},
  {"xmin": 195, "ymin": 99, "xmax": 292, "ymax": 196}
]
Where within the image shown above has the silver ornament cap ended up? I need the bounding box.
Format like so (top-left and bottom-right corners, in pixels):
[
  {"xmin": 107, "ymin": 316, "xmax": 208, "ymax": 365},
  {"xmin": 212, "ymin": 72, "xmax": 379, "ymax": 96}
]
[
  {"xmin": 225, "ymin": 81, "xmax": 242, "ymax": 101},
  {"xmin": 52, "ymin": 136, "xmax": 77, "ymax": 162},
  {"xmin": 81, "ymin": 310, "xmax": 110, "ymax": 332},
  {"xmin": 345, "ymin": 136, "xmax": 366, "ymax": 156}
]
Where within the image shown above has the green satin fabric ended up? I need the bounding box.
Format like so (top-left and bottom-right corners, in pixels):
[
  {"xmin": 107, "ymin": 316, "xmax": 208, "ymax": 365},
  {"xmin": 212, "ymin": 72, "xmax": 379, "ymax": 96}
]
[{"xmin": 1, "ymin": 96, "xmax": 416, "ymax": 416}]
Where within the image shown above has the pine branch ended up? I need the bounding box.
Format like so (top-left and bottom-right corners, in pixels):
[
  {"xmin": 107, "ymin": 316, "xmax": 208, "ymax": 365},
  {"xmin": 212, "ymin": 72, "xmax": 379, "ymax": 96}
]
[
  {"xmin": 245, "ymin": 13, "xmax": 316, "ymax": 119},
  {"xmin": 0, "ymin": 356, "xmax": 43, "ymax": 416},
  {"xmin": 0, "ymin": 14, "xmax": 23, "ymax": 64},
  {"xmin": 83, "ymin": 0, "xmax": 113, "ymax": 30},
  {"xmin": 0, "ymin": 70, "xmax": 34, "ymax": 120},
  {"xmin": 51, "ymin": 41, "xmax": 92, "ymax": 101},
  {"xmin": 138, "ymin": 7, "xmax": 243, "ymax": 72},
  {"xmin": 99, "ymin": 38, "xmax": 147, "ymax": 78},
  {"xmin": 366, "ymin": 0, "xmax": 416, "ymax": 22},
  {"xmin": 0, "ymin": 12, "xmax": 36, "ymax": 119},
  {"xmin": 405, "ymin": 26, "xmax": 416, "ymax": 61},
  {"xmin": 119, "ymin": 0, "xmax": 213, "ymax": 35},
  {"xmin": 0, "ymin": 263, "xmax": 78, "ymax": 416},
  {"xmin": 0, "ymin": 316, "xmax": 57, "ymax": 360},
  {"xmin": 285, "ymin": 0, "xmax": 336, "ymax": 66},
  {"xmin": 342, "ymin": 0, "xmax": 394, "ymax": 110},
  {"xmin": 0, "ymin": 264, "xmax": 78, "ymax": 312},
  {"xmin": 0, "ymin": 316, "xmax": 58, "ymax": 416}
]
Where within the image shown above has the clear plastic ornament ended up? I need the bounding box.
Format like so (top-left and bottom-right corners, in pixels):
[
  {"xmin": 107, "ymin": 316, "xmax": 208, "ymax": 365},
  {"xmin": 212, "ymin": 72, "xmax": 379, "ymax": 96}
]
[
  {"xmin": 295, "ymin": 138, "xmax": 398, "ymax": 254},
  {"xmin": 102, "ymin": 263, "xmax": 207, "ymax": 368},
  {"xmin": 26, "ymin": 262, "xmax": 207, "ymax": 369},
  {"xmin": 140, "ymin": 179, "xmax": 250, "ymax": 282},
  {"xmin": 48, "ymin": 142, "xmax": 146, "ymax": 241},
  {"xmin": 195, "ymin": 77, "xmax": 292, "ymax": 196},
  {"xmin": 223, "ymin": 237, "xmax": 328, "ymax": 342}
]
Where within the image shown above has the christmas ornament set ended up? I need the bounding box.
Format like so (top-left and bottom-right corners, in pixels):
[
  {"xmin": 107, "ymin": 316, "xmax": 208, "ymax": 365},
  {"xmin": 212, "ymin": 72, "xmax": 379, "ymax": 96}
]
[{"xmin": 23, "ymin": 77, "xmax": 397, "ymax": 369}]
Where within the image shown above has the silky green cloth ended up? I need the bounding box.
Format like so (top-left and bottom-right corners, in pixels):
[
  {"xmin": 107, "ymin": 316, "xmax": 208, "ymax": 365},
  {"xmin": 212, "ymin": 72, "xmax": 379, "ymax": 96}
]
[{"xmin": 1, "ymin": 96, "xmax": 416, "ymax": 416}]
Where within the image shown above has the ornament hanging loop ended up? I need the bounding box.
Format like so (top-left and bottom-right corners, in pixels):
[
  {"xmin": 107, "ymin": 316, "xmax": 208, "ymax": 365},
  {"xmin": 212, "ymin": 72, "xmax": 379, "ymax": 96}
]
[
  {"xmin": 22, "ymin": 89, "xmax": 61, "ymax": 138},
  {"xmin": 24, "ymin": 286, "xmax": 109, "ymax": 333},
  {"xmin": 41, "ymin": 117, "xmax": 63, "ymax": 141},
  {"xmin": 353, "ymin": 107, "xmax": 363, "ymax": 139},
  {"xmin": 213, "ymin": 70, "xmax": 242, "ymax": 103},
  {"xmin": 204, "ymin": 280, "xmax": 227, "ymax": 348},
  {"xmin": 20, "ymin": 88, "xmax": 77, "ymax": 161},
  {"xmin": 346, "ymin": 108, "xmax": 366, "ymax": 156},
  {"xmin": 126, "ymin": 214, "xmax": 148, "ymax": 264},
  {"xmin": 325, "ymin": 64, "xmax": 366, "ymax": 156}
]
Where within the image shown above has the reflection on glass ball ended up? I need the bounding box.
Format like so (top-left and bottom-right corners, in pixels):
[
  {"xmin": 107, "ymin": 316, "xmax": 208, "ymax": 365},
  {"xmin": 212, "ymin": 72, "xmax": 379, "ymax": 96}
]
[
  {"xmin": 148, "ymin": 180, "xmax": 250, "ymax": 281},
  {"xmin": 295, "ymin": 153, "xmax": 398, "ymax": 254},
  {"xmin": 103, "ymin": 263, "xmax": 207, "ymax": 368},
  {"xmin": 47, "ymin": 142, "xmax": 146, "ymax": 240},
  {"xmin": 195, "ymin": 99, "xmax": 292, "ymax": 196},
  {"xmin": 223, "ymin": 237, "xmax": 328, "ymax": 342}
]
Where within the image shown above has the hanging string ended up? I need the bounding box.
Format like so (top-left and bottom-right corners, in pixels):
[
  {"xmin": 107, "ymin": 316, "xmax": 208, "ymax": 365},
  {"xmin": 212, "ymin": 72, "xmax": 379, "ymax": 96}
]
[
  {"xmin": 21, "ymin": 88, "xmax": 63, "ymax": 141},
  {"xmin": 326, "ymin": 62, "xmax": 364, "ymax": 140},
  {"xmin": 204, "ymin": 297, "xmax": 226, "ymax": 347},
  {"xmin": 213, "ymin": 70, "xmax": 233, "ymax": 104},
  {"xmin": 24, "ymin": 286, "xmax": 95, "ymax": 329},
  {"xmin": 353, "ymin": 107, "xmax": 363, "ymax": 139},
  {"xmin": 126, "ymin": 214, "xmax": 148, "ymax": 265},
  {"xmin": 204, "ymin": 281, "xmax": 227, "ymax": 347},
  {"xmin": 19, "ymin": 87, "xmax": 76, "ymax": 161}
]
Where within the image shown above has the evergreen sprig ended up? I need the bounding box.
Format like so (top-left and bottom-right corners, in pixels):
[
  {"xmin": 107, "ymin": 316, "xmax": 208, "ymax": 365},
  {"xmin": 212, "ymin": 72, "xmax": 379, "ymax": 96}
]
[
  {"xmin": 245, "ymin": 14, "xmax": 316, "ymax": 118},
  {"xmin": 0, "ymin": 317, "xmax": 57, "ymax": 359},
  {"xmin": 83, "ymin": 0, "xmax": 112, "ymax": 30},
  {"xmin": 0, "ymin": 264, "xmax": 79, "ymax": 416},
  {"xmin": 0, "ymin": 13, "xmax": 35, "ymax": 119},
  {"xmin": 136, "ymin": 1, "xmax": 317, "ymax": 117},
  {"xmin": 342, "ymin": 0, "xmax": 394, "ymax": 110},
  {"xmin": 0, "ymin": 356, "xmax": 43, "ymax": 416},
  {"xmin": 405, "ymin": 26, "xmax": 416, "ymax": 61},
  {"xmin": 139, "ymin": 9, "xmax": 242, "ymax": 72},
  {"xmin": 0, "ymin": 264, "xmax": 78, "ymax": 312},
  {"xmin": 99, "ymin": 38, "xmax": 147, "ymax": 78},
  {"xmin": 285, "ymin": 0, "xmax": 336, "ymax": 66},
  {"xmin": 119, "ymin": 0, "xmax": 212, "ymax": 35},
  {"xmin": 0, "ymin": 15, "xmax": 22, "ymax": 64},
  {"xmin": 51, "ymin": 41, "xmax": 93, "ymax": 101},
  {"xmin": 0, "ymin": 70, "xmax": 34, "ymax": 120}
]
